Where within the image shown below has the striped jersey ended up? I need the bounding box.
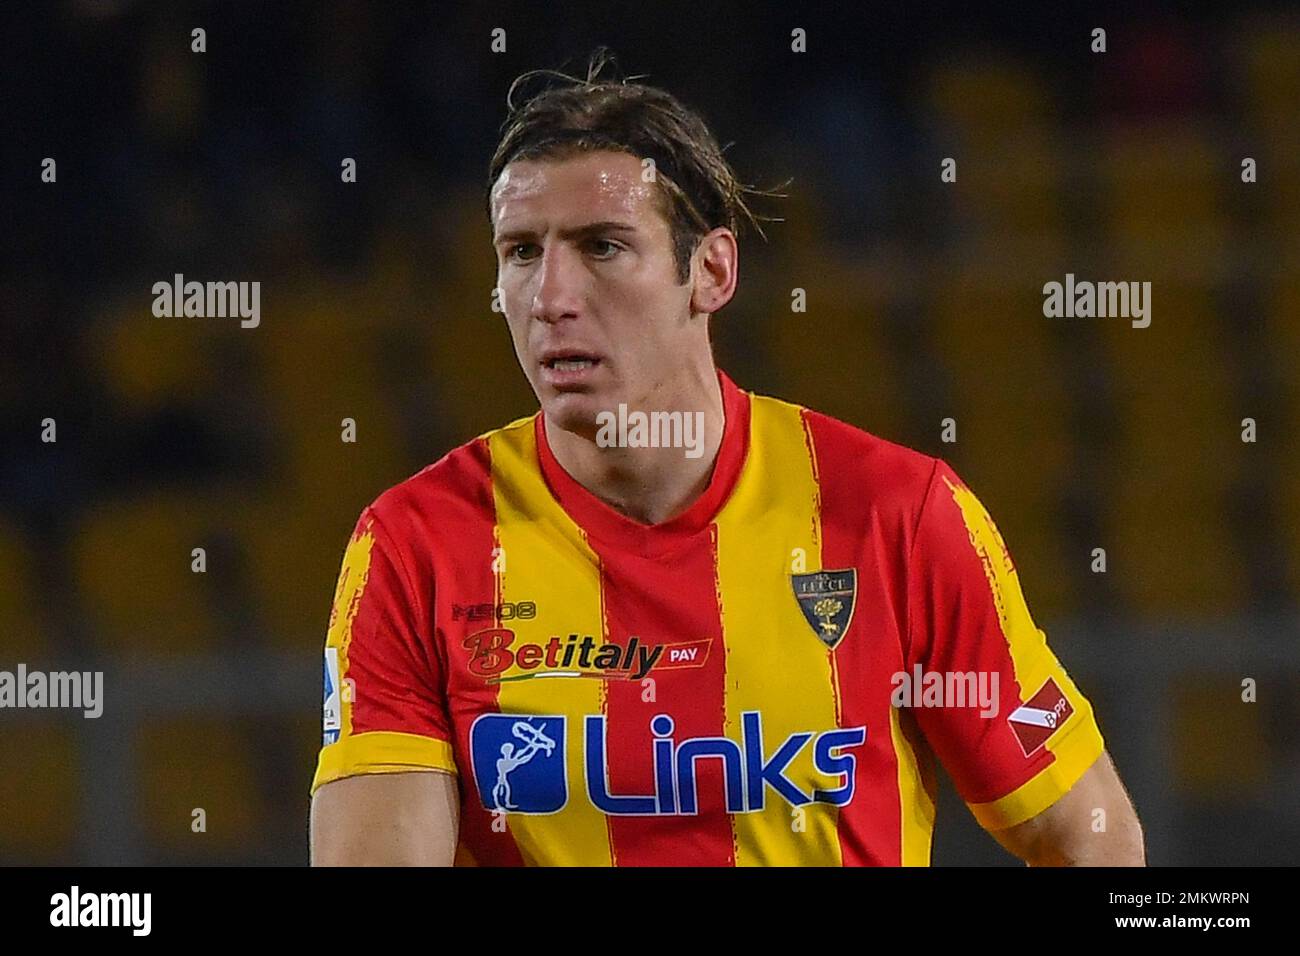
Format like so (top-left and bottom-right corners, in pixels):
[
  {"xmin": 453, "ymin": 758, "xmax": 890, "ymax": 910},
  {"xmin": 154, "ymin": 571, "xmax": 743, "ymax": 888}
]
[{"xmin": 311, "ymin": 370, "xmax": 1105, "ymax": 865}]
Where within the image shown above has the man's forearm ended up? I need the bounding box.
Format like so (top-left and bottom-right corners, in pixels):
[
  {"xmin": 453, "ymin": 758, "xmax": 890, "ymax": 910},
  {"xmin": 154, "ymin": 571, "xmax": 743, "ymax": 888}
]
[
  {"xmin": 994, "ymin": 751, "xmax": 1147, "ymax": 866},
  {"xmin": 1026, "ymin": 808, "xmax": 1146, "ymax": 866}
]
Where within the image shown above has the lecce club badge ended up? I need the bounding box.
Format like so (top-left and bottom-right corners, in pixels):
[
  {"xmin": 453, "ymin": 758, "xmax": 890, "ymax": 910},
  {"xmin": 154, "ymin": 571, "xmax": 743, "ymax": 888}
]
[{"xmin": 791, "ymin": 569, "xmax": 858, "ymax": 650}]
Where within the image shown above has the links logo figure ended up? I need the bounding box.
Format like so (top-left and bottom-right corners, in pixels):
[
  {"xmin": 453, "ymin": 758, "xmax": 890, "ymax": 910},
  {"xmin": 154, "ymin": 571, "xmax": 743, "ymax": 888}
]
[
  {"xmin": 470, "ymin": 715, "xmax": 569, "ymax": 814},
  {"xmin": 492, "ymin": 720, "xmax": 557, "ymax": 810}
]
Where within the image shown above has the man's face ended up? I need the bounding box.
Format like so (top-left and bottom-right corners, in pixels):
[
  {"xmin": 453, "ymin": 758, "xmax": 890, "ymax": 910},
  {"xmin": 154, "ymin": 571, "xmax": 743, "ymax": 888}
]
[{"xmin": 490, "ymin": 150, "xmax": 703, "ymax": 437}]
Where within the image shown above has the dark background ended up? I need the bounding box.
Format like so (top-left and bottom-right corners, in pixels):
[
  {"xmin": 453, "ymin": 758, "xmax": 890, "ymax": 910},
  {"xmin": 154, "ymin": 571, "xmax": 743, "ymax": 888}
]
[{"xmin": 1, "ymin": 0, "xmax": 1297, "ymax": 865}]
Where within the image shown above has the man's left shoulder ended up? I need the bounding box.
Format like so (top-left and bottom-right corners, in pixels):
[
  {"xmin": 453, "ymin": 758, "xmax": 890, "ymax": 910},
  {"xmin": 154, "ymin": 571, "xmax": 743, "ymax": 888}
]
[{"xmin": 752, "ymin": 389, "xmax": 940, "ymax": 516}]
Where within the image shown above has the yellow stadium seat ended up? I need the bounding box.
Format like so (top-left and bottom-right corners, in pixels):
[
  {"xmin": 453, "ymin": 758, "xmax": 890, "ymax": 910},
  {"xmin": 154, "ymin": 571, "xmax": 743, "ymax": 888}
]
[
  {"xmin": 1173, "ymin": 675, "xmax": 1267, "ymax": 792},
  {"xmin": 255, "ymin": 282, "xmax": 412, "ymax": 505},
  {"xmin": 0, "ymin": 723, "xmax": 77, "ymax": 861},
  {"xmin": 926, "ymin": 61, "xmax": 1062, "ymax": 234},
  {"xmin": 0, "ymin": 522, "xmax": 48, "ymax": 661},
  {"xmin": 1266, "ymin": 257, "xmax": 1300, "ymax": 595},
  {"xmin": 71, "ymin": 492, "xmax": 226, "ymax": 654},
  {"xmin": 93, "ymin": 301, "xmax": 218, "ymax": 415},
  {"xmin": 1097, "ymin": 284, "xmax": 1245, "ymax": 614},
  {"xmin": 768, "ymin": 225, "xmax": 901, "ymax": 440},
  {"xmin": 931, "ymin": 256, "xmax": 1074, "ymax": 617},
  {"xmin": 1101, "ymin": 124, "xmax": 1228, "ymax": 275},
  {"xmin": 928, "ymin": 59, "xmax": 1050, "ymax": 141},
  {"xmin": 238, "ymin": 496, "xmax": 357, "ymax": 650},
  {"xmin": 1240, "ymin": 17, "xmax": 1300, "ymax": 130},
  {"xmin": 1267, "ymin": 251, "xmax": 1300, "ymax": 417},
  {"xmin": 426, "ymin": 190, "xmax": 537, "ymax": 439},
  {"xmin": 137, "ymin": 719, "xmax": 262, "ymax": 857}
]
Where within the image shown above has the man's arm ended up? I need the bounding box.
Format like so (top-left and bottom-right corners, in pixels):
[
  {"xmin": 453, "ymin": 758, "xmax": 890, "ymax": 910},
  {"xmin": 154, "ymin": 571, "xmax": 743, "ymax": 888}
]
[
  {"xmin": 990, "ymin": 749, "xmax": 1145, "ymax": 866},
  {"xmin": 310, "ymin": 507, "xmax": 461, "ymax": 865},
  {"xmin": 903, "ymin": 462, "xmax": 1141, "ymax": 864},
  {"xmin": 310, "ymin": 770, "xmax": 460, "ymax": 866}
]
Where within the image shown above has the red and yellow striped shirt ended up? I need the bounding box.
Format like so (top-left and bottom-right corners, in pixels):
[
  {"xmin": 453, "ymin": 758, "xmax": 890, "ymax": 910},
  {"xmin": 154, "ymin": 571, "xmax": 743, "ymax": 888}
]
[{"xmin": 311, "ymin": 370, "xmax": 1104, "ymax": 865}]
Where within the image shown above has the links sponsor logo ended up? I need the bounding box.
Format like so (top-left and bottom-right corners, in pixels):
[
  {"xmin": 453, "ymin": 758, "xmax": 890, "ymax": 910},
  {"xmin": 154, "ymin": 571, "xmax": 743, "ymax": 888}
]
[
  {"xmin": 470, "ymin": 711, "xmax": 867, "ymax": 816},
  {"xmin": 462, "ymin": 628, "xmax": 712, "ymax": 683}
]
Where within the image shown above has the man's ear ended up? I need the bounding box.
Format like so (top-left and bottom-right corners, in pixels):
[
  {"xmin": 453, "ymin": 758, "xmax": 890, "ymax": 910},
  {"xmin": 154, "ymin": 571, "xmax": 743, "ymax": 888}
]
[{"xmin": 690, "ymin": 228, "xmax": 738, "ymax": 316}]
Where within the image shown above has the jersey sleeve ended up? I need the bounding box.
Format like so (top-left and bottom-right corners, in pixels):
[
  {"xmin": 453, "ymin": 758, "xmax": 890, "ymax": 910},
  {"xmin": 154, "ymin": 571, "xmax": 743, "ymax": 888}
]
[
  {"xmin": 310, "ymin": 506, "xmax": 457, "ymax": 795},
  {"xmin": 905, "ymin": 460, "xmax": 1104, "ymax": 831}
]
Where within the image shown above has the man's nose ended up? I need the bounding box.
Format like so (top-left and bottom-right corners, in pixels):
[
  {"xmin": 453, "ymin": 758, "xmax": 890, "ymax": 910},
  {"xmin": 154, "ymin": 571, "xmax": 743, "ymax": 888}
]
[{"xmin": 530, "ymin": 244, "xmax": 583, "ymax": 324}]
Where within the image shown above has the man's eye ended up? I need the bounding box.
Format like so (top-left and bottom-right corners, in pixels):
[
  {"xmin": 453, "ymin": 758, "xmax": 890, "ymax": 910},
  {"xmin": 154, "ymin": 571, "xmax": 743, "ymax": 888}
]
[
  {"xmin": 588, "ymin": 239, "xmax": 622, "ymax": 258},
  {"xmin": 507, "ymin": 243, "xmax": 539, "ymax": 262}
]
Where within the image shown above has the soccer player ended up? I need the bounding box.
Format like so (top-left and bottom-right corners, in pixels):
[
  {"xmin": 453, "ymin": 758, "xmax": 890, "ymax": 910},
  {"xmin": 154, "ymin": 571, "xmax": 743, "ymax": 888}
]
[{"xmin": 309, "ymin": 54, "xmax": 1145, "ymax": 866}]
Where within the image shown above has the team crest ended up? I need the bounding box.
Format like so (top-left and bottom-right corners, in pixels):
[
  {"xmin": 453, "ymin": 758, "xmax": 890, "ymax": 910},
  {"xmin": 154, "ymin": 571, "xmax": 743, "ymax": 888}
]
[{"xmin": 791, "ymin": 569, "xmax": 858, "ymax": 649}]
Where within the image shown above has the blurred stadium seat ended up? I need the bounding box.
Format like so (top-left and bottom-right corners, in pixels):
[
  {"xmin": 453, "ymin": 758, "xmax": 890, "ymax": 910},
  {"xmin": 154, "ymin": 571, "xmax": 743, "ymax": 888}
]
[
  {"xmin": 72, "ymin": 492, "xmax": 229, "ymax": 654},
  {"xmin": 1098, "ymin": 284, "xmax": 1245, "ymax": 615},
  {"xmin": 0, "ymin": 521, "xmax": 48, "ymax": 661},
  {"xmin": 768, "ymin": 189, "xmax": 902, "ymax": 439},
  {"xmin": 928, "ymin": 61, "xmax": 1064, "ymax": 237},
  {"xmin": 1269, "ymin": 254, "xmax": 1300, "ymax": 597},
  {"xmin": 95, "ymin": 308, "xmax": 219, "ymax": 417},
  {"xmin": 0, "ymin": 724, "xmax": 77, "ymax": 862},
  {"xmin": 1173, "ymin": 675, "xmax": 1267, "ymax": 792},
  {"xmin": 931, "ymin": 259, "xmax": 1075, "ymax": 617},
  {"xmin": 1097, "ymin": 124, "xmax": 1245, "ymax": 614},
  {"xmin": 138, "ymin": 718, "xmax": 262, "ymax": 859}
]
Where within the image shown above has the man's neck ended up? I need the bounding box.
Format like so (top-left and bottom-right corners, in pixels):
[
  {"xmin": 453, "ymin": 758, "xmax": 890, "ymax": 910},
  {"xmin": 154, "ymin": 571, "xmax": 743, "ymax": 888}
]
[{"xmin": 543, "ymin": 369, "xmax": 727, "ymax": 526}]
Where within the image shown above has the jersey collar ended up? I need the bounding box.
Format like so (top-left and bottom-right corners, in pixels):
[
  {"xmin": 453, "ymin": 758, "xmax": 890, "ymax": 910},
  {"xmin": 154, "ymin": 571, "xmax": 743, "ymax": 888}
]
[{"xmin": 534, "ymin": 368, "xmax": 751, "ymax": 556}]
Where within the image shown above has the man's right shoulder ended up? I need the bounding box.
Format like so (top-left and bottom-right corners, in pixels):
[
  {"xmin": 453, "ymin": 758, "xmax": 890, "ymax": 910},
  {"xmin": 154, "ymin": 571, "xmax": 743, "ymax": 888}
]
[{"xmin": 359, "ymin": 413, "xmax": 538, "ymax": 540}]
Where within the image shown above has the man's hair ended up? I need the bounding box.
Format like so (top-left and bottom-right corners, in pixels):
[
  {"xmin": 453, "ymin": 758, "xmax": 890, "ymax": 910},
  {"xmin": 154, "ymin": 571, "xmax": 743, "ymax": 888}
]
[{"xmin": 487, "ymin": 48, "xmax": 783, "ymax": 284}]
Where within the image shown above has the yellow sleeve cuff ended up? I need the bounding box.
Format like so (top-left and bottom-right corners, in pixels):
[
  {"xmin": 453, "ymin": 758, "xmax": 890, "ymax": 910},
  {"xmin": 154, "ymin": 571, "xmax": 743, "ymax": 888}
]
[
  {"xmin": 967, "ymin": 710, "xmax": 1106, "ymax": 831},
  {"xmin": 311, "ymin": 731, "xmax": 458, "ymax": 796}
]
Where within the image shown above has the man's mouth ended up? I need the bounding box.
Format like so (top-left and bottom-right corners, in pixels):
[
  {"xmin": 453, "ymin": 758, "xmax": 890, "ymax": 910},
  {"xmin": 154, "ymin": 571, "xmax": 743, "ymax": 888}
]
[
  {"xmin": 539, "ymin": 350, "xmax": 604, "ymax": 388},
  {"xmin": 545, "ymin": 356, "xmax": 598, "ymax": 371},
  {"xmin": 540, "ymin": 350, "xmax": 603, "ymax": 371}
]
